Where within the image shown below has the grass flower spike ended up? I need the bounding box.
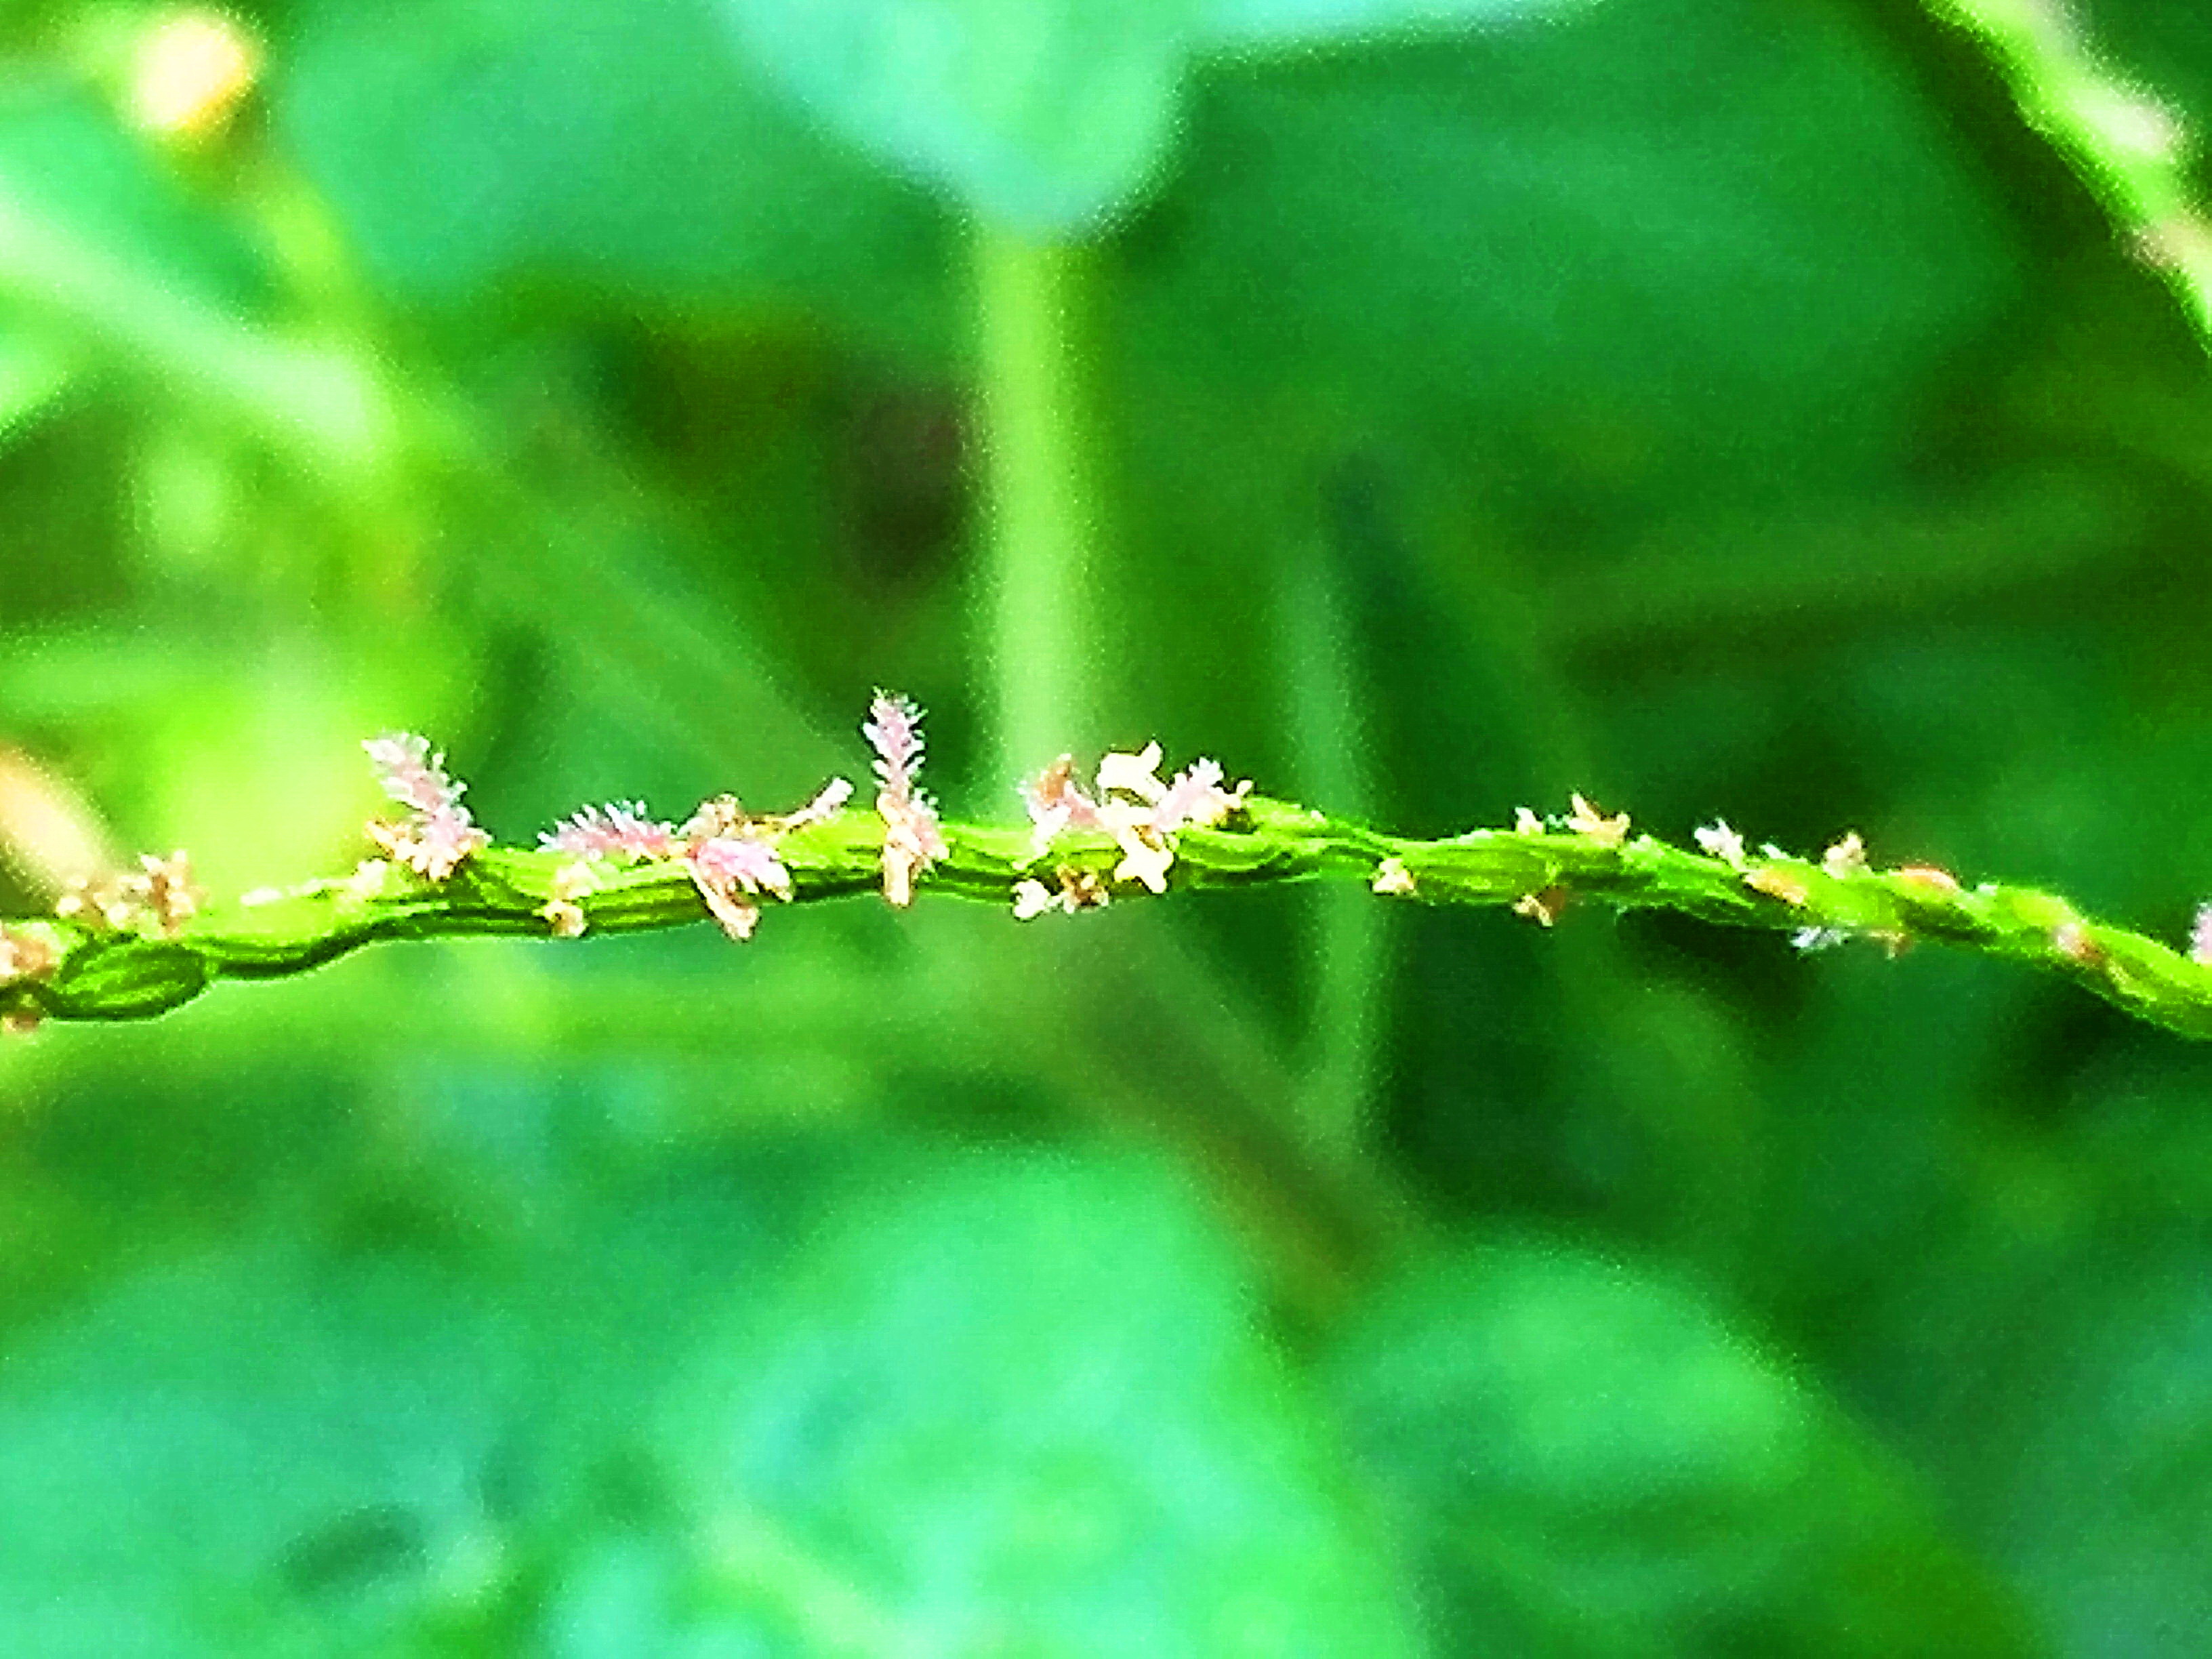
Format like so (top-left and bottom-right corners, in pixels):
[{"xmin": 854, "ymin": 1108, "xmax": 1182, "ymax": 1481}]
[
  {"xmin": 1026, "ymin": 741, "xmax": 1251, "ymax": 898},
  {"xmin": 865, "ymin": 692, "xmax": 947, "ymax": 907},
  {"xmin": 541, "ymin": 802, "xmax": 685, "ymax": 863},
  {"xmin": 1021, "ymin": 756, "xmax": 1107, "ymax": 857},
  {"xmin": 21, "ymin": 704, "xmax": 2212, "ymax": 1044},
  {"xmin": 363, "ymin": 734, "xmax": 489, "ymax": 881}
]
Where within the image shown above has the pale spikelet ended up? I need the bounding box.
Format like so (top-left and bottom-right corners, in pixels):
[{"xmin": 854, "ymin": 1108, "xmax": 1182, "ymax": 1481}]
[
  {"xmin": 363, "ymin": 733, "xmax": 489, "ymax": 881},
  {"xmin": 1151, "ymin": 757, "xmax": 1249, "ymax": 834},
  {"xmin": 344, "ymin": 859, "xmax": 392, "ymax": 903},
  {"xmin": 1694, "ymin": 821, "xmax": 1747, "ymax": 866},
  {"xmin": 56, "ymin": 873, "xmax": 136, "ymax": 930},
  {"xmin": 686, "ymin": 833, "xmax": 793, "ymax": 941},
  {"xmin": 2055, "ymin": 921, "xmax": 2102, "ymax": 966},
  {"xmin": 0, "ymin": 924, "xmax": 58, "ymax": 984},
  {"xmin": 1513, "ymin": 888, "xmax": 1568, "ymax": 927},
  {"xmin": 1096, "ymin": 743, "xmax": 1167, "ymax": 804},
  {"xmin": 864, "ymin": 693, "xmax": 946, "ymax": 907},
  {"xmin": 539, "ymin": 861, "xmax": 596, "ymax": 939},
  {"xmin": 543, "ymin": 802, "xmax": 683, "ymax": 863},
  {"xmin": 880, "ymin": 802, "xmax": 948, "ymax": 909},
  {"xmin": 863, "ymin": 693, "xmax": 926, "ymax": 799},
  {"xmin": 50, "ymin": 852, "xmax": 201, "ymax": 937},
  {"xmin": 1022, "ymin": 755, "xmax": 1105, "ymax": 857},
  {"xmin": 688, "ymin": 834, "xmax": 792, "ymax": 901},
  {"xmin": 775, "ymin": 777, "xmax": 854, "ymax": 832},
  {"xmin": 1744, "ymin": 865, "xmax": 1810, "ymax": 907},
  {"xmin": 1010, "ymin": 867, "xmax": 1110, "ymax": 920},
  {"xmin": 364, "ymin": 734, "xmax": 466, "ymax": 817},
  {"xmin": 1372, "ymin": 857, "xmax": 1416, "ymax": 896},
  {"xmin": 2191, "ymin": 903, "xmax": 2212, "ymax": 966},
  {"xmin": 367, "ymin": 815, "xmax": 489, "ymax": 884},
  {"xmin": 1078, "ymin": 743, "xmax": 1252, "ymax": 895},
  {"xmin": 1111, "ymin": 823, "xmax": 1176, "ymax": 895},
  {"xmin": 1792, "ymin": 926, "xmax": 1851, "ymax": 952},
  {"xmin": 1822, "ymin": 833, "xmax": 1868, "ymax": 878},
  {"xmin": 123, "ymin": 851, "xmax": 201, "ymax": 937},
  {"xmin": 1567, "ymin": 793, "xmax": 1629, "ymax": 848},
  {"xmin": 1896, "ymin": 865, "xmax": 1959, "ymax": 895}
]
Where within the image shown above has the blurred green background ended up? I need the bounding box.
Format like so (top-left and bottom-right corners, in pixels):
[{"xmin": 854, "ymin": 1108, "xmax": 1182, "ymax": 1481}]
[{"xmin": 7, "ymin": 0, "xmax": 2212, "ymax": 1652}]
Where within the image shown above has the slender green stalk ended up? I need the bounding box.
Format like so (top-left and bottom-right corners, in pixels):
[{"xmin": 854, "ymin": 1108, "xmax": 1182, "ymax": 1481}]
[
  {"xmin": 7, "ymin": 801, "xmax": 2212, "ymax": 1039},
  {"xmin": 972, "ymin": 226, "xmax": 1103, "ymax": 777},
  {"xmin": 1281, "ymin": 538, "xmax": 1387, "ymax": 1161},
  {"xmin": 1929, "ymin": 0, "xmax": 2212, "ymax": 348}
]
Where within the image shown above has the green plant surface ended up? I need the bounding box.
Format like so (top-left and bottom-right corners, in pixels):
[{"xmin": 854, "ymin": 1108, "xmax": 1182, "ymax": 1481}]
[
  {"xmin": 13, "ymin": 0, "xmax": 2212, "ymax": 1652},
  {"xmin": 10, "ymin": 781, "xmax": 2212, "ymax": 1042}
]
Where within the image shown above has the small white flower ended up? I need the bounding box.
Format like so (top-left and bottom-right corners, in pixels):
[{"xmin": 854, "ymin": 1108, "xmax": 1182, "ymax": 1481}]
[
  {"xmin": 1694, "ymin": 821, "xmax": 1747, "ymax": 866},
  {"xmin": 1822, "ymin": 832, "xmax": 1868, "ymax": 878},
  {"xmin": 363, "ymin": 734, "xmax": 489, "ymax": 881},
  {"xmin": 1566, "ymin": 793, "xmax": 1629, "ymax": 848},
  {"xmin": 1372, "ymin": 858, "xmax": 1416, "ymax": 896},
  {"xmin": 864, "ymin": 693, "xmax": 946, "ymax": 907},
  {"xmin": 1096, "ymin": 742, "xmax": 1166, "ymax": 802}
]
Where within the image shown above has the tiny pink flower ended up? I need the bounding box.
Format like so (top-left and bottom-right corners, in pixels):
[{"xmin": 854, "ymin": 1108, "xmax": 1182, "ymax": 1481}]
[
  {"xmin": 2192, "ymin": 903, "xmax": 2212, "ymax": 966},
  {"xmin": 864, "ymin": 693, "xmax": 946, "ymax": 907},
  {"xmin": 543, "ymin": 802, "xmax": 684, "ymax": 863},
  {"xmin": 686, "ymin": 832, "xmax": 793, "ymax": 941},
  {"xmin": 863, "ymin": 693, "xmax": 926, "ymax": 800},
  {"xmin": 687, "ymin": 834, "xmax": 793, "ymax": 901},
  {"xmin": 1694, "ymin": 821, "xmax": 1747, "ymax": 866},
  {"xmin": 362, "ymin": 733, "xmax": 489, "ymax": 881},
  {"xmin": 2055, "ymin": 921, "xmax": 2102, "ymax": 966},
  {"xmin": 1022, "ymin": 755, "xmax": 1105, "ymax": 857},
  {"xmin": 776, "ymin": 777, "xmax": 855, "ymax": 832},
  {"xmin": 1095, "ymin": 743, "xmax": 1167, "ymax": 803},
  {"xmin": 0, "ymin": 924, "xmax": 58, "ymax": 983},
  {"xmin": 1150, "ymin": 757, "xmax": 1249, "ymax": 836},
  {"xmin": 363, "ymin": 733, "xmax": 466, "ymax": 817}
]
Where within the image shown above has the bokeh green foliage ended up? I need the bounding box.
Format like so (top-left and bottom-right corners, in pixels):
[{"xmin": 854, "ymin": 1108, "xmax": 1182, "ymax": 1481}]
[{"xmin": 6, "ymin": 0, "xmax": 2212, "ymax": 1650}]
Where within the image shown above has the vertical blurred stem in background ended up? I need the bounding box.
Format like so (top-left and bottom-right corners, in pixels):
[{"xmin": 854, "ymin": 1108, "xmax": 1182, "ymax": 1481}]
[
  {"xmin": 1282, "ymin": 534, "xmax": 1386, "ymax": 1164},
  {"xmin": 1927, "ymin": 0, "xmax": 2212, "ymax": 350},
  {"xmin": 972, "ymin": 225, "xmax": 1104, "ymax": 783}
]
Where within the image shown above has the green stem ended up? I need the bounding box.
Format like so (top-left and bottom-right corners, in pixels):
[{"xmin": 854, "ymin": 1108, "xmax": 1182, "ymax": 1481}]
[
  {"xmin": 1281, "ymin": 537, "xmax": 1387, "ymax": 1161},
  {"xmin": 1928, "ymin": 0, "xmax": 2212, "ymax": 348},
  {"xmin": 972, "ymin": 225, "xmax": 1103, "ymax": 779},
  {"xmin": 8, "ymin": 802, "xmax": 2212, "ymax": 1040}
]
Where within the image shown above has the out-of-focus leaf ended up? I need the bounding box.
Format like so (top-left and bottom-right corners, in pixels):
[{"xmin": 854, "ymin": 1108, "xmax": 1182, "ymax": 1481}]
[
  {"xmin": 0, "ymin": 82, "xmax": 264, "ymax": 312},
  {"xmin": 0, "ymin": 1247, "xmax": 529, "ymax": 1656},
  {"xmin": 0, "ymin": 327, "xmax": 72, "ymax": 445},
  {"xmin": 662, "ymin": 1151, "xmax": 1419, "ymax": 1656},
  {"xmin": 2074, "ymin": 1, "xmax": 2212, "ymax": 127},
  {"xmin": 1851, "ymin": 1066, "xmax": 2212, "ymax": 1658},
  {"xmin": 1201, "ymin": 0, "xmax": 1588, "ymax": 49},
  {"xmin": 282, "ymin": 0, "xmax": 956, "ymax": 352},
  {"xmin": 1991, "ymin": 1248, "xmax": 2212, "ymax": 1658},
  {"xmin": 718, "ymin": 0, "xmax": 1583, "ymax": 231},
  {"xmin": 1327, "ymin": 1242, "xmax": 2038, "ymax": 1656},
  {"xmin": 722, "ymin": 0, "xmax": 1206, "ymax": 233},
  {"xmin": 0, "ymin": 84, "xmax": 394, "ymax": 478},
  {"xmin": 0, "ymin": 1163, "xmax": 836, "ymax": 1654},
  {"xmin": 1123, "ymin": 0, "xmax": 2018, "ymax": 516}
]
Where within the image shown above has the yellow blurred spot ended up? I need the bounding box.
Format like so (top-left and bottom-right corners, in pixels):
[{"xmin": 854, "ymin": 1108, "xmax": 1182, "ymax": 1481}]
[
  {"xmin": 129, "ymin": 9, "xmax": 260, "ymax": 141},
  {"xmin": 0, "ymin": 748, "xmax": 117, "ymax": 893}
]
